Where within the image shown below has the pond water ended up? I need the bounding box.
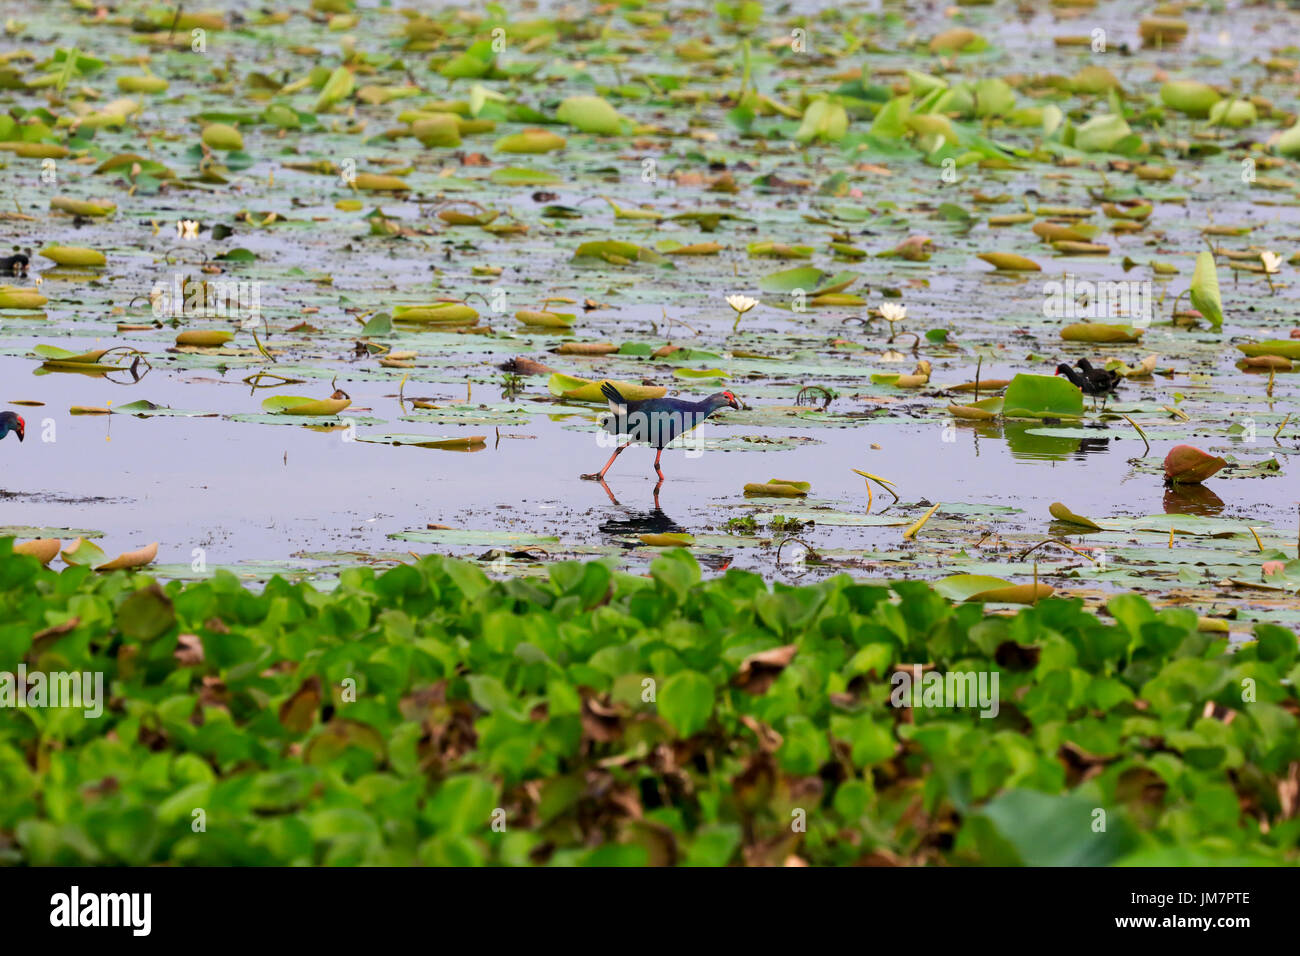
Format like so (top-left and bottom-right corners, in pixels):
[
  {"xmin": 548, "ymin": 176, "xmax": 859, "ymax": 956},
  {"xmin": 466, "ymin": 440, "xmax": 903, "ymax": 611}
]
[{"xmin": 0, "ymin": 0, "xmax": 1297, "ymax": 632}]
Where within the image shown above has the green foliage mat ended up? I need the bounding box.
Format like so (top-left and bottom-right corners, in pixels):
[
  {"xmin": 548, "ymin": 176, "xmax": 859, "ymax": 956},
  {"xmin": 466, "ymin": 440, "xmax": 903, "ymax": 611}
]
[{"xmin": 0, "ymin": 538, "xmax": 1296, "ymax": 866}]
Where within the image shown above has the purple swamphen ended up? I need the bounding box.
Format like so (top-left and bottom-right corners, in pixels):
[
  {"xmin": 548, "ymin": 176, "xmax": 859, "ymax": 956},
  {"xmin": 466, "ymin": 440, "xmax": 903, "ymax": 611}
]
[
  {"xmin": 0, "ymin": 411, "xmax": 25, "ymax": 442},
  {"xmin": 581, "ymin": 383, "xmax": 739, "ymax": 482}
]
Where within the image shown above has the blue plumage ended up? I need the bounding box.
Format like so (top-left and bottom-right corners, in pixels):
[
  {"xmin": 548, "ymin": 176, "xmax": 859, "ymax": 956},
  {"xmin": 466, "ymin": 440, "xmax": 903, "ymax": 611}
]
[{"xmin": 582, "ymin": 383, "xmax": 739, "ymax": 482}]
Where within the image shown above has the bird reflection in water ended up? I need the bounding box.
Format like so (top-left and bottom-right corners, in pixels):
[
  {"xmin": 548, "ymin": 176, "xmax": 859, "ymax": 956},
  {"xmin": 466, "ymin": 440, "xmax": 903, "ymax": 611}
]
[
  {"xmin": 593, "ymin": 477, "xmax": 733, "ymax": 571},
  {"xmin": 1073, "ymin": 437, "xmax": 1111, "ymax": 458}
]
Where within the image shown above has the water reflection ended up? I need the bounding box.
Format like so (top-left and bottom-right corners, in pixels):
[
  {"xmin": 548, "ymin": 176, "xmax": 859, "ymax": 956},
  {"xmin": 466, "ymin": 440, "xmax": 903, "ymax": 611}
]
[
  {"xmin": 599, "ymin": 503, "xmax": 686, "ymax": 538},
  {"xmin": 593, "ymin": 479, "xmax": 733, "ymax": 570},
  {"xmin": 966, "ymin": 421, "xmax": 1113, "ymax": 462},
  {"xmin": 1163, "ymin": 482, "xmax": 1225, "ymax": 517}
]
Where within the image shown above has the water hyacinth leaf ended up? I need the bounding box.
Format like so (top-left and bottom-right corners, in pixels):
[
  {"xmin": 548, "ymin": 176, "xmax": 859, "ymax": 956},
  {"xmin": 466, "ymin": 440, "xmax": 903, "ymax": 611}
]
[
  {"xmin": 970, "ymin": 790, "xmax": 1136, "ymax": 866},
  {"xmin": 115, "ymin": 581, "xmax": 174, "ymax": 640},
  {"xmin": 657, "ymin": 670, "xmax": 713, "ymax": 737}
]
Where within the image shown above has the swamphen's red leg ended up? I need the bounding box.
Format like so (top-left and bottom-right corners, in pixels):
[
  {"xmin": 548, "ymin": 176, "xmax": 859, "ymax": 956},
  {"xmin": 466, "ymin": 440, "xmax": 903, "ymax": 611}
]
[
  {"xmin": 653, "ymin": 447, "xmax": 664, "ymax": 480},
  {"xmin": 581, "ymin": 444, "xmax": 625, "ymax": 480}
]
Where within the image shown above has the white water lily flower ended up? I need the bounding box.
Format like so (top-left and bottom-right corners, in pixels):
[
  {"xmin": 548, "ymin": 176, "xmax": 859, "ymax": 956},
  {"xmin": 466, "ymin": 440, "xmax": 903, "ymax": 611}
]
[
  {"xmin": 1260, "ymin": 251, "xmax": 1282, "ymax": 274},
  {"xmin": 726, "ymin": 294, "xmax": 758, "ymax": 314},
  {"xmin": 879, "ymin": 302, "xmax": 907, "ymax": 322}
]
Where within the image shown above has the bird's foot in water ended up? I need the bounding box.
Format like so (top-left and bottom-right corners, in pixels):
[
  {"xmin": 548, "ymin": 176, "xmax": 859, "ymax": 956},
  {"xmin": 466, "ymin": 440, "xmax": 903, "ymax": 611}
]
[{"xmin": 580, "ymin": 472, "xmax": 603, "ymax": 480}]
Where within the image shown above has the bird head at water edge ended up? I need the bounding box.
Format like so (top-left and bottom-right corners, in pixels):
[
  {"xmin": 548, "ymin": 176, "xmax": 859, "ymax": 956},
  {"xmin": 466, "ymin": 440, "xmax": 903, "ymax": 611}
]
[
  {"xmin": 0, "ymin": 411, "xmax": 25, "ymax": 442},
  {"xmin": 717, "ymin": 390, "xmax": 740, "ymax": 410},
  {"xmin": 1054, "ymin": 363, "xmax": 1088, "ymax": 389}
]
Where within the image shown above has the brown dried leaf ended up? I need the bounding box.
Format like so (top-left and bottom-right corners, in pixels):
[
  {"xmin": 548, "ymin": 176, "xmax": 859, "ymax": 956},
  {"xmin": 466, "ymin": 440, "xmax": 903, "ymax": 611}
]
[{"xmin": 732, "ymin": 644, "xmax": 798, "ymax": 694}]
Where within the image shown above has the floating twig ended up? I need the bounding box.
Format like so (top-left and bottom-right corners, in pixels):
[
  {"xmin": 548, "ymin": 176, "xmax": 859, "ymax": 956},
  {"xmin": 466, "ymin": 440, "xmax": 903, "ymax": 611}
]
[
  {"xmin": 775, "ymin": 536, "xmax": 818, "ymax": 569},
  {"xmin": 1121, "ymin": 413, "xmax": 1150, "ymax": 455},
  {"xmin": 796, "ymin": 385, "xmax": 834, "ymax": 410},
  {"xmin": 851, "ymin": 468, "xmax": 900, "ymax": 514},
  {"xmin": 1015, "ymin": 538, "xmax": 1098, "ymax": 563}
]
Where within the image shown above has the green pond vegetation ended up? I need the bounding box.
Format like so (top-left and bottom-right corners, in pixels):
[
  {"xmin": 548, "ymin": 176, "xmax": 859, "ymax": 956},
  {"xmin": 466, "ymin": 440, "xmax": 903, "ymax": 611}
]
[{"xmin": 2, "ymin": 540, "xmax": 1298, "ymax": 865}]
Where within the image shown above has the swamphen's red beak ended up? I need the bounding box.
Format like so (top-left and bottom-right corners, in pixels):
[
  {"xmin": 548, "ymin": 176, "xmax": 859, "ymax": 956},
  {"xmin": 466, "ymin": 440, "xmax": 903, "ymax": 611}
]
[
  {"xmin": 16, "ymin": 416, "xmax": 24, "ymax": 441},
  {"xmin": 722, "ymin": 390, "xmax": 740, "ymax": 410}
]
